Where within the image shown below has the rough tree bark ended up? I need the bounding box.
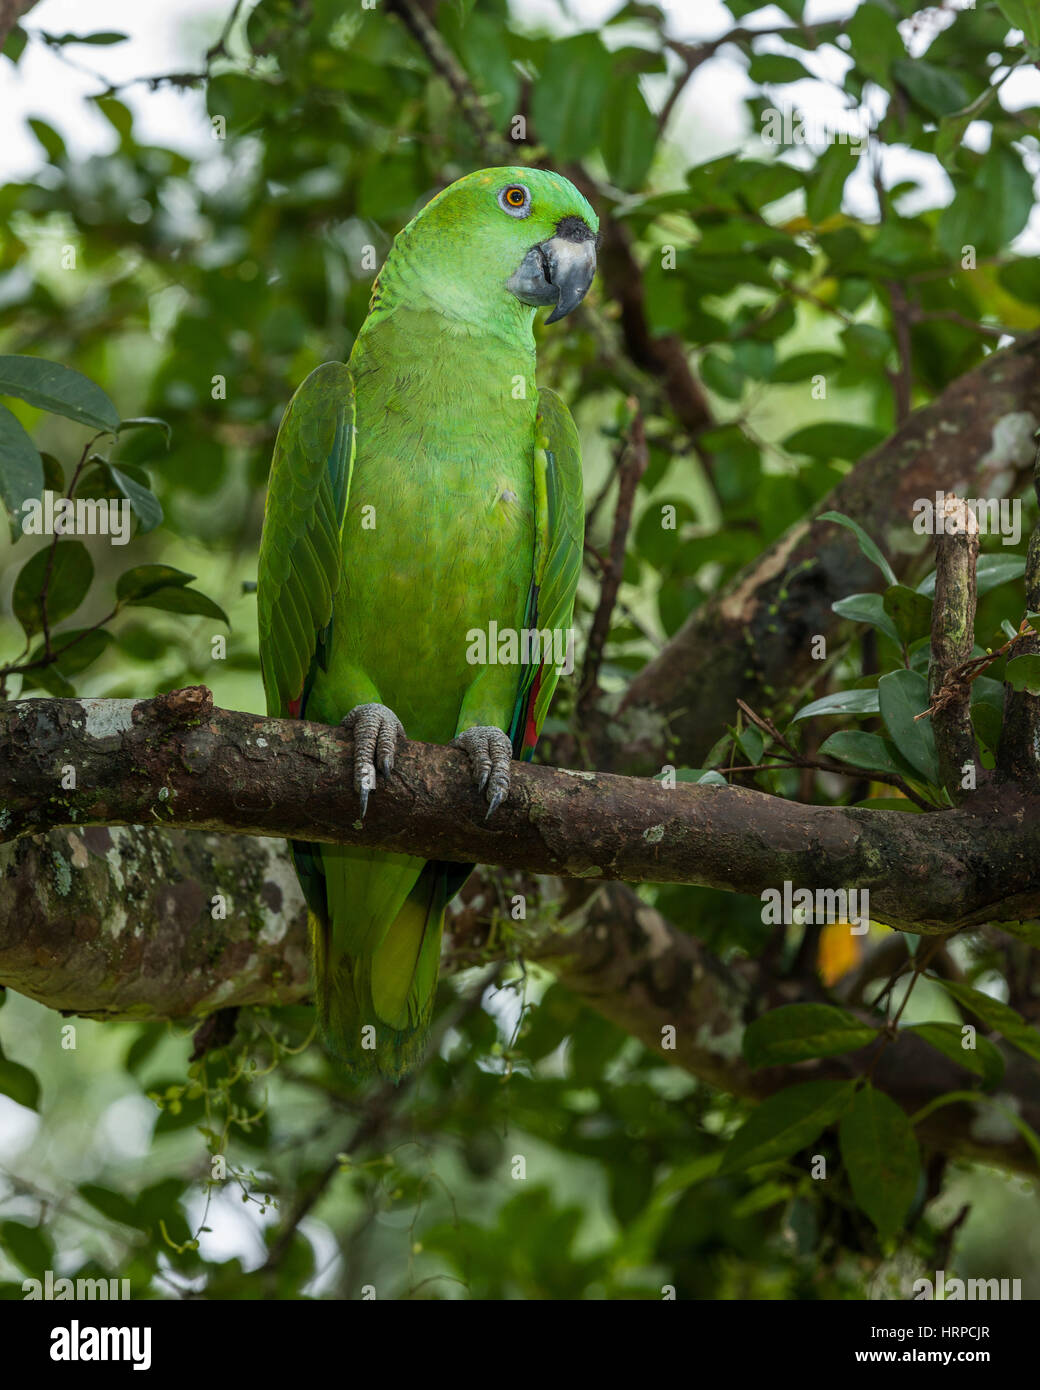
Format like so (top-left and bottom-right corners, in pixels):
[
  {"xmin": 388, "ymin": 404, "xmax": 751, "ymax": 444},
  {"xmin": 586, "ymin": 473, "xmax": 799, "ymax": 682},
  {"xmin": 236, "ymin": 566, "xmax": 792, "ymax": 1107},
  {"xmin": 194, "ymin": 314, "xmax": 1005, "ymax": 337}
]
[{"xmin": 3, "ymin": 690, "xmax": 1040, "ymax": 931}]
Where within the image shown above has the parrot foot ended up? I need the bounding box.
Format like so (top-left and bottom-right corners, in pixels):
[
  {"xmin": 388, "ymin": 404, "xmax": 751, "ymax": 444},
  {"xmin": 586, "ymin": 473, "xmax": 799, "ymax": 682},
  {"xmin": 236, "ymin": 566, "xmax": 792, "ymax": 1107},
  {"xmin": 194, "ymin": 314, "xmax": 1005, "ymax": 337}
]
[
  {"xmin": 453, "ymin": 726, "xmax": 513, "ymax": 819},
  {"xmin": 341, "ymin": 702, "xmax": 406, "ymax": 818}
]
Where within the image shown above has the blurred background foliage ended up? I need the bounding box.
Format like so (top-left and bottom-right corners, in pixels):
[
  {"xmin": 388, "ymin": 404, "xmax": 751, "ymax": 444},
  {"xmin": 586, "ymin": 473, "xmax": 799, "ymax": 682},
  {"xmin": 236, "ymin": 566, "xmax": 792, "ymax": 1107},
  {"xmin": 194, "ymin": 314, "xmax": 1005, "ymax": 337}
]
[{"xmin": 1, "ymin": 0, "xmax": 1040, "ymax": 1299}]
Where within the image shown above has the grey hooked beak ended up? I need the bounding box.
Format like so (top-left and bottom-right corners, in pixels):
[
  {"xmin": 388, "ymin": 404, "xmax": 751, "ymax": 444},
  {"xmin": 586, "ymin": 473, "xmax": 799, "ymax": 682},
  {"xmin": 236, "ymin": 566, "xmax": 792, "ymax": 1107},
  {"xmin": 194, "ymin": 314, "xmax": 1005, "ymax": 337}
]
[{"xmin": 506, "ymin": 216, "xmax": 597, "ymax": 324}]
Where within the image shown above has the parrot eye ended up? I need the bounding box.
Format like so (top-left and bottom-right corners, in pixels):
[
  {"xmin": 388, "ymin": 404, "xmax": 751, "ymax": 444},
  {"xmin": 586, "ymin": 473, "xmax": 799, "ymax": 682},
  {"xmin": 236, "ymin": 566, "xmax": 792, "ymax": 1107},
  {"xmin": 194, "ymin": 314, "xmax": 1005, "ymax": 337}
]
[{"xmin": 499, "ymin": 184, "xmax": 531, "ymax": 217}]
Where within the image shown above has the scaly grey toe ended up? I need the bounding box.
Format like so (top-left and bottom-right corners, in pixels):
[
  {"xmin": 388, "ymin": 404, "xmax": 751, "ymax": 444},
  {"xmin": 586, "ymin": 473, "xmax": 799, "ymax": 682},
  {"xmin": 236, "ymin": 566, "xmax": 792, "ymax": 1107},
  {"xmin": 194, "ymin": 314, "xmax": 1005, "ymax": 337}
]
[
  {"xmin": 453, "ymin": 726, "xmax": 513, "ymax": 818},
  {"xmin": 341, "ymin": 703, "xmax": 406, "ymax": 818}
]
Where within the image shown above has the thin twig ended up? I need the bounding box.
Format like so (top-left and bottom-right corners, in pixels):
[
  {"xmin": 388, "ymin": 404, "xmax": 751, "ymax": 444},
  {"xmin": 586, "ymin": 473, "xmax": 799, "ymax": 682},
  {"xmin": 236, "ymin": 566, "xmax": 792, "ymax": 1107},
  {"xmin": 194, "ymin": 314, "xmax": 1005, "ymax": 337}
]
[
  {"xmin": 927, "ymin": 495, "xmax": 981, "ymax": 798},
  {"xmin": 386, "ymin": 0, "xmax": 508, "ymax": 162},
  {"xmin": 733, "ymin": 697, "xmax": 933, "ymax": 809},
  {"xmin": 579, "ymin": 404, "xmax": 648, "ymax": 710},
  {"xmin": 659, "ymin": 18, "xmax": 845, "ymax": 134}
]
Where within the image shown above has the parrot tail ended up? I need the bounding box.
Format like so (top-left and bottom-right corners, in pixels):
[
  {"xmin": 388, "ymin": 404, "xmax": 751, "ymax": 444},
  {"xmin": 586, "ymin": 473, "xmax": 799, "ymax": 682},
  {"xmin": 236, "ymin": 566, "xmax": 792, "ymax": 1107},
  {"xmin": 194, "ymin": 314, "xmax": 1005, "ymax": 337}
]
[{"xmin": 308, "ymin": 858, "xmax": 454, "ymax": 1083}]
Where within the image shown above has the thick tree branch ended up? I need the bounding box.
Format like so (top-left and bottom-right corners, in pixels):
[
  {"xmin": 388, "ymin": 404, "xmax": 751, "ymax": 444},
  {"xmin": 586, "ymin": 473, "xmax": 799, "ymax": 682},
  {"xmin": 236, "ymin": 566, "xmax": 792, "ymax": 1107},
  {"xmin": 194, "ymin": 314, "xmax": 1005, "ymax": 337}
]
[
  {"xmin": 0, "ymin": 825, "xmax": 311, "ymax": 1018},
  {"xmin": 3, "ymin": 827, "xmax": 1039, "ymax": 1175},
  {"xmin": 4, "ymin": 691, "xmax": 1040, "ymax": 931}
]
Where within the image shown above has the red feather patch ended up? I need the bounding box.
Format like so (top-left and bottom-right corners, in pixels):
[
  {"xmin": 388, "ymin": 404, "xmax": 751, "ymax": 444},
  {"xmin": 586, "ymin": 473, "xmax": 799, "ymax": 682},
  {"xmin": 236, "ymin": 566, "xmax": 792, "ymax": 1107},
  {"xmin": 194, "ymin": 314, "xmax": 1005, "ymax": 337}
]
[{"xmin": 522, "ymin": 667, "xmax": 543, "ymax": 756}]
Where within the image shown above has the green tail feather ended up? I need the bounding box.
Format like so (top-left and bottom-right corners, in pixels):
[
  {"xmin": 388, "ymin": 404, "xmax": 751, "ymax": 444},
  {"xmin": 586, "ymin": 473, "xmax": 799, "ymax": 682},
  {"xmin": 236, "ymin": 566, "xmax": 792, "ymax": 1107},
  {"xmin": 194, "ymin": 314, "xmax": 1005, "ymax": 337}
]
[{"xmin": 311, "ymin": 860, "xmax": 450, "ymax": 1082}]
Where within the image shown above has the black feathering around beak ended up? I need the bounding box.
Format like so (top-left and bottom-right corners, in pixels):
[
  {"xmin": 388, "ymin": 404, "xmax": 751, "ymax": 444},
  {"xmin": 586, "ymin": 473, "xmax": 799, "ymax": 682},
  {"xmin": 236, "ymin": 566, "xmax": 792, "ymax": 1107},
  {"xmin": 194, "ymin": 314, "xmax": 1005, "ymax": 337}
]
[{"xmin": 506, "ymin": 218, "xmax": 597, "ymax": 324}]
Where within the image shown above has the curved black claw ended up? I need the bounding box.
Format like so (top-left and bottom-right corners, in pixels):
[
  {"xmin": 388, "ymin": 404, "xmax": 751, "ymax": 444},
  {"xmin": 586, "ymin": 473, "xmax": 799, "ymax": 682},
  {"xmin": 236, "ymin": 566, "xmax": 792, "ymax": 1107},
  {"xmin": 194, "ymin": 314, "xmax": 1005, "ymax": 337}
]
[
  {"xmin": 341, "ymin": 702, "xmax": 406, "ymax": 818},
  {"xmin": 453, "ymin": 726, "xmax": 513, "ymax": 818}
]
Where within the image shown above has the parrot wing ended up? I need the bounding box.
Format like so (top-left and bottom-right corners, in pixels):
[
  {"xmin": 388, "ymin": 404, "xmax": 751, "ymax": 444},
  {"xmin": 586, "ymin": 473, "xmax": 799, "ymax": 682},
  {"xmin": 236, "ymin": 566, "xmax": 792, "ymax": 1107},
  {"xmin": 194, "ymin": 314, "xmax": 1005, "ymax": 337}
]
[
  {"xmin": 257, "ymin": 361, "xmax": 355, "ymax": 721},
  {"xmin": 509, "ymin": 385, "xmax": 585, "ymax": 759}
]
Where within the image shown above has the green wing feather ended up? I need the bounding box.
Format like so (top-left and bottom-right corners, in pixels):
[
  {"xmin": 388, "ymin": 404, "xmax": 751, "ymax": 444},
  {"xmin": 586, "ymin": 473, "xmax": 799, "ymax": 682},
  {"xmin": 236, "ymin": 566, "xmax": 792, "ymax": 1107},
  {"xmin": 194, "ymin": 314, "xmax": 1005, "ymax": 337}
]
[
  {"xmin": 257, "ymin": 361, "xmax": 355, "ymax": 719},
  {"xmin": 257, "ymin": 359, "xmax": 354, "ymax": 940},
  {"xmin": 509, "ymin": 385, "xmax": 585, "ymax": 756}
]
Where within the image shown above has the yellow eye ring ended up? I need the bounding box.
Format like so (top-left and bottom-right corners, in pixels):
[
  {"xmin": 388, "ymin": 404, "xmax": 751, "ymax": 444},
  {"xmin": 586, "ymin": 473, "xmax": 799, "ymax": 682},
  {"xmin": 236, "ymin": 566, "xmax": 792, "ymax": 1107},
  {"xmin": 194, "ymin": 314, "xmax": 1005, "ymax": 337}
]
[{"xmin": 505, "ymin": 187, "xmax": 525, "ymax": 206}]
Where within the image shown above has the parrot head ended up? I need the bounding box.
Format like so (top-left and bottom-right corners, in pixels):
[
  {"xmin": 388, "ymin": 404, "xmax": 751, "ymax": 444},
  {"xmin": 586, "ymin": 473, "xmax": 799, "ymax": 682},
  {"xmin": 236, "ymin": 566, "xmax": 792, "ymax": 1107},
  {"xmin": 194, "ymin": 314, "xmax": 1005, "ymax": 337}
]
[{"xmin": 381, "ymin": 166, "xmax": 599, "ymax": 330}]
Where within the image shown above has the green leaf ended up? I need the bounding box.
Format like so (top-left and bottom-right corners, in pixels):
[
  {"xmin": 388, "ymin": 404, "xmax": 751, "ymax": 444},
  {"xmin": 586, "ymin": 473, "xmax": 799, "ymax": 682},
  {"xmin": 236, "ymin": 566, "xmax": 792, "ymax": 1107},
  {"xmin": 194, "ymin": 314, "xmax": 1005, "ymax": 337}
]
[
  {"xmin": 806, "ymin": 144, "xmax": 854, "ymax": 224},
  {"xmin": 12, "ymin": 541, "xmax": 94, "ymax": 637},
  {"xmin": 77, "ymin": 1183, "xmax": 143, "ymax": 1229},
  {"xmin": 3, "ymin": 24, "xmax": 28, "ymax": 62},
  {"xmin": 970, "ymin": 675, "xmax": 1005, "ymax": 752},
  {"xmin": 891, "ymin": 58, "xmax": 968, "ymax": 117},
  {"xmin": 979, "ymin": 146, "xmax": 1036, "ymax": 249},
  {"xmin": 29, "ymin": 627, "xmax": 113, "ymax": 678},
  {"xmin": 785, "ymin": 424, "xmax": 886, "ymax": 464},
  {"xmin": 27, "ymin": 118, "xmax": 65, "ymax": 162},
  {"xmin": 0, "ymin": 401, "xmax": 44, "ymax": 518},
  {"xmin": 40, "ymin": 452, "xmax": 64, "ymax": 494},
  {"xmin": 600, "ymin": 83, "xmax": 658, "ymax": 191},
  {"xmin": 936, "ymin": 979, "xmax": 1040, "ymax": 1062},
  {"xmin": 937, "ymin": 184, "xmax": 990, "ymax": 261},
  {"xmin": 839, "ymin": 1084, "xmax": 920, "ymax": 1240},
  {"xmin": 819, "ymin": 731, "xmax": 917, "ymax": 780},
  {"xmin": 0, "ymin": 1220, "xmax": 51, "ymax": 1275},
  {"xmin": 747, "ymin": 53, "xmax": 812, "ymax": 84},
  {"xmin": 883, "ymin": 584, "xmax": 934, "ymax": 645},
  {"xmin": 848, "ymin": 2, "xmax": 905, "ymax": 84},
  {"xmin": 998, "ymin": 258, "xmax": 1040, "ymax": 306},
  {"xmin": 0, "ymin": 355, "xmax": 120, "ymax": 433},
  {"xmin": 42, "ymin": 30, "xmax": 129, "ymax": 45},
  {"xmin": 998, "ymin": 0, "xmax": 1040, "ymax": 45},
  {"xmin": 817, "ymin": 510, "xmax": 897, "ymax": 586},
  {"xmin": 26, "ymin": 665, "xmax": 75, "ymax": 697},
  {"xmin": 990, "ymin": 918, "xmax": 1040, "ymax": 950},
  {"xmin": 1005, "ymin": 654, "xmax": 1040, "ymax": 695},
  {"xmin": 792, "ymin": 687, "xmax": 880, "ymax": 722},
  {"xmin": 531, "ymin": 35, "xmax": 611, "ymax": 163},
  {"xmin": 832, "ymin": 592, "xmax": 901, "ymax": 645},
  {"xmin": 841, "ymin": 322, "xmax": 892, "ymax": 362},
  {"xmin": 206, "ymin": 72, "xmax": 273, "ymax": 134},
  {"xmin": 127, "ymin": 585, "xmax": 229, "ymax": 624},
  {"xmin": 940, "ymin": 150, "xmax": 1035, "ymax": 259},
  {"xmin": 770, "ymin": 351, "xmax": 843, "ymax": 383},
  {"xmin": 934, "ymin": 110, "xmax": 975, "ymax": 172},
  {"xmin": 917, "ymin": 553, "xmax": 1025, "ymax": 597},
  {"xmin": 699, "ymin": 351, "xmax": 744, "ymax": 400},
  {"xmin": 908, "ymin": 1022, "xmax": 1005, "ymax": 1090},
  {"xmin": 878, "ymin": 668, "xmax": 940, "ymax": 786},
  {"xmin": 735, "ymin": 724, "xmax": 763, "ymax": 766},
  {"xmin": 719, "ymin": 1080, "xmax": 856, "ymax": 1174},
  {"xmin": 91, "ymin": 95, "xmax": 134, "ymax": 141},
  {"xmin": 744, "ymin": 1005, "xmax": 876, "ymax": 1069},
  {"xmin": 118, "ymin": 416, "xmax": 172, "ymax": 446},
  {"xmin": 0, "ymin": 1059, "xmax": 40, "ymax": 1111},
  {"xmin": 116, "ymin": 564, "xmax": 195, "ymax": 602},
  {"xmin": 106, "ymin": 464, "xmax": 163, "ymax": 532}
]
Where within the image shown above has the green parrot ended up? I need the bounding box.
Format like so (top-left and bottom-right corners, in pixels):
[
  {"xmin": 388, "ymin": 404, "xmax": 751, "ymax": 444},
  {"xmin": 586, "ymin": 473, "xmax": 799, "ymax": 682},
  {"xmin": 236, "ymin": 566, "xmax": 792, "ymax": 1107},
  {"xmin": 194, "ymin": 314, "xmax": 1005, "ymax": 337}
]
[{"xmin": 257, "ymin": 167, "xmax": 598, "ymax": 1080}]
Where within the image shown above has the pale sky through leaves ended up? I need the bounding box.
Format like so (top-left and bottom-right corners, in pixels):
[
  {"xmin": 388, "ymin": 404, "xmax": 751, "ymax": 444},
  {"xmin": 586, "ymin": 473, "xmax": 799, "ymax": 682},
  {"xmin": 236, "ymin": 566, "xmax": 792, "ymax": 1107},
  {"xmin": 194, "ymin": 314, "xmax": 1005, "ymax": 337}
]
[{"xmin": 2, "ymin": 0, "xmax": 1037, "ymax": 248}]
